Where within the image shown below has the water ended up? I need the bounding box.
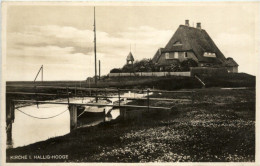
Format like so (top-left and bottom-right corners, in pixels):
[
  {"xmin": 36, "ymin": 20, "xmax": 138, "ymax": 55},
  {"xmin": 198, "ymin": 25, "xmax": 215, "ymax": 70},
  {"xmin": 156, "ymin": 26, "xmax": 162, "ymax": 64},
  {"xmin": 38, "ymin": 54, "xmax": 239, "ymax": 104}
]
[
  {"xmin": 12, "ymin": 104, "xmax": 70, "ymax": 148},
  {"xmin": 10, "ymin": 91, "xmax": 149, "ymax": 148}
]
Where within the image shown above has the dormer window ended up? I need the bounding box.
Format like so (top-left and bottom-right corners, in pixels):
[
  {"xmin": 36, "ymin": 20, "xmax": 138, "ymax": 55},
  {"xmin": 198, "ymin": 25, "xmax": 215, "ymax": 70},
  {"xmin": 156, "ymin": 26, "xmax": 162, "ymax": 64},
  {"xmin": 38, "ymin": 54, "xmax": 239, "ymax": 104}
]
[
  {"xmin": 173, "ymin": 41, "xmax": 182, "ymax": 46},
  {"xmin": 203, "ymin": 52, "xmax": 216, "ymax": 57}
]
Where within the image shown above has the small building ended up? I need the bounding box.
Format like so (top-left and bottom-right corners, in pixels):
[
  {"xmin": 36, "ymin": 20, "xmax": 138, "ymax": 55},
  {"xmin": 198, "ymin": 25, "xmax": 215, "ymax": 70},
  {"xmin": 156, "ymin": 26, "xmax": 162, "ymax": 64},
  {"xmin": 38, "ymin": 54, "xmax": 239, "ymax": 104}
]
[
  {"xmin": 126, "ymin": 52, "xmax": 134, "ymax": 64},
  {"xmin": 224, "ymin": 57, "xmax": 239, "ymax": 73},
  {"xmin": 152, "ymin": 20, "xmax": 238, "ymax": 71}
]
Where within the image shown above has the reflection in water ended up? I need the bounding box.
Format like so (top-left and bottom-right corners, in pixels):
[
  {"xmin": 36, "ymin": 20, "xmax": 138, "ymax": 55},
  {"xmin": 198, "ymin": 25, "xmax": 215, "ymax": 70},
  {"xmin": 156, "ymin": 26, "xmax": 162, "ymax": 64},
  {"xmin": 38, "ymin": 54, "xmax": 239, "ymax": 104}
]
[
  {"xmin": 77, "ymin": 116, "xmax": 105, "ymax": 128},
  {"xmin": 77, "ymin": 109, "xmax": 120, "ymax": 128}
]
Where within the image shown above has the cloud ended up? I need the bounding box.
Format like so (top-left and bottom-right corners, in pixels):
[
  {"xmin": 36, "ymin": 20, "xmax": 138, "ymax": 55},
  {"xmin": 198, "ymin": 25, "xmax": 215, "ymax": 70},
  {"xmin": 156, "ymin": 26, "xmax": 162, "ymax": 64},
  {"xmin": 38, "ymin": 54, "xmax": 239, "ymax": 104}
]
[
  {"xmin": 7, "ymin": 25, "xmax": 173, "ymax": 80},
  {"xmin": 214, "ymin": 32, "xmax": 257, "ymax": 75},
  {"xmin": 7, "ymin": 25, "xmax": 94, "ymax": 55},
  {"xmin": 7, "ymin": 23, "xmax": 257, "ymax": 80},
  {"xmin": 214, "ymin": 33, "xmax": 254, "ymax": 48}
]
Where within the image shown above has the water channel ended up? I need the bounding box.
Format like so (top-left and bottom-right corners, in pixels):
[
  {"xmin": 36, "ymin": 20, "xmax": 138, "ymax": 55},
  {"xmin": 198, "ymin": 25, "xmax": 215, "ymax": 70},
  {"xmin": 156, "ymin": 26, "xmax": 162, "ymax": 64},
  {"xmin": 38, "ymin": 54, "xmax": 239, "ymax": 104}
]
[{"xmin": 10, "ymin": 91, "xmax": 147, "ymax": 148}]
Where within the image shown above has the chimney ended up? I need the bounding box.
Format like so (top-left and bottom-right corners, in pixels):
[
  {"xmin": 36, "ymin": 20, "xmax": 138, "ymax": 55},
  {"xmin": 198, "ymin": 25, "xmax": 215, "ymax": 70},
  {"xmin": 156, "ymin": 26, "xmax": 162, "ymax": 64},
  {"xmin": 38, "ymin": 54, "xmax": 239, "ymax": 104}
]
[
  {"xmin": 196, "ymin": 22, "xmax": 201, "ymax": 29},
  {"xmin": 185, "ymin": 20, "xmax": 189, "ymax": 26}
]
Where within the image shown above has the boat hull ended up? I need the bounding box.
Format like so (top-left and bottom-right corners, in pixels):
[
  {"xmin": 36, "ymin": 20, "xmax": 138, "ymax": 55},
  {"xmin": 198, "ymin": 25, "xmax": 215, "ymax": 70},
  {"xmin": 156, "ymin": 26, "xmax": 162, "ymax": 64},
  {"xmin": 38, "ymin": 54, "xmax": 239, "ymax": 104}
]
[{"xmin": 77, "ymin": 105, "xmax": 112, "ymax": 118}]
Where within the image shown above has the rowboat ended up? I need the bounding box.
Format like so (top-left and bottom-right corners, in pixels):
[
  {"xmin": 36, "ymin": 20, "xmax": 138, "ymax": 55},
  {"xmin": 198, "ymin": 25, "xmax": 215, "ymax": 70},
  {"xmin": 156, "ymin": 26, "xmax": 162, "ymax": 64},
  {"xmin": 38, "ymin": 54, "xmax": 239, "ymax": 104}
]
[{"xmin": 77, "ymin": 99, "xmax": 113, "ymax": 118}]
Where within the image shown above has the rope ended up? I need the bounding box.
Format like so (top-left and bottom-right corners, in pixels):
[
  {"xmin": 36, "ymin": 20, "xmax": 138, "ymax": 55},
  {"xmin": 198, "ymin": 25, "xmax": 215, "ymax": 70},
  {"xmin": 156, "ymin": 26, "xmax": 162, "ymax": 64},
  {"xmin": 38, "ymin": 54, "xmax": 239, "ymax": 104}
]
[
  {"xmin": 15, "ymin": 104, "xmax": 62, "ymax": 109},
  {"xmin": 16, "ymin": 108, "xmax": 69, "ymax": 119},
  {"xmin": 77, "ymin": 110, "xmax": 85, "ymax": 118}
]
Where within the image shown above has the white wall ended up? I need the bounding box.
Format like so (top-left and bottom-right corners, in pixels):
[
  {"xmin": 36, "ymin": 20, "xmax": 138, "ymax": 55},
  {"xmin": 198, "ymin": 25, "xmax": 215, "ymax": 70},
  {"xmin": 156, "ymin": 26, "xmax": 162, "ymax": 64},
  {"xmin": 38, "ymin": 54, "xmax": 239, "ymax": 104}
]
[{"xmin": 108, "ymin": 72, "xmax": 191, "ymax": 77}]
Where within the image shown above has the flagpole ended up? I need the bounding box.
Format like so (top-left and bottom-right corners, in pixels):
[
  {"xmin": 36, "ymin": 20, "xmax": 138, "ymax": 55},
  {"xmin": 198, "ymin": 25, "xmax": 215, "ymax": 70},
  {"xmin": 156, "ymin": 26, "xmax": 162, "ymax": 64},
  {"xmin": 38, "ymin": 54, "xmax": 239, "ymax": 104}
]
[{"xmin": 94, "ymin": 7, "xmax": 97, "ymax": 87}]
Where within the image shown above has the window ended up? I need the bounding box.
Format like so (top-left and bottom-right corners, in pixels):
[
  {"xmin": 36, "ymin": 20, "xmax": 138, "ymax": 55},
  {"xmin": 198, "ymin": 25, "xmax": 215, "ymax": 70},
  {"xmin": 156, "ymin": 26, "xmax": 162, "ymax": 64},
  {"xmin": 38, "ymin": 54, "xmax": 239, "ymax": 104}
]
[
  {"xmin": 203, "ymin": 52, "xmax": 216, "ymax": 57},
  {"xmin": 173, "ymin": 41, "xmax": 182, "ymax": 46},
  {"xmin": 165, "ymin": 53, "xmax": 170, "ymax": 59},
  {"xmin": 184, "ymin": 52, "xmax": 188, "ymax": 58},
  {"xmin": 174, "ymin": 52, "xmax": 178, "ymax": 59},
  {"xmin": 165, "ymin": 52, "xmax": 179, "ymax": 59}
]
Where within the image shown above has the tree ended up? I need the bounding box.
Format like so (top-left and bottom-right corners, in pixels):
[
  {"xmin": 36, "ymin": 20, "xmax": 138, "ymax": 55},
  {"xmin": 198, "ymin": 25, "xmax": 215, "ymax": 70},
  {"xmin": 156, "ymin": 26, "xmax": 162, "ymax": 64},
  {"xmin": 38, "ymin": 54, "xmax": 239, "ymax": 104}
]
[
  {"xmin": 110, "ymin": 68, "xmax": 121, "ymax": 73},
  {"xmin": 110, "ymin": 58, "xmax": 157, "ymax": 73},
  {"xmin": 122, "ymin": 64, "xmax": 134, "ymax": 72},
  {"xmin": 134, "ymin": 58, "xmax": 156, "ymax": 72}
]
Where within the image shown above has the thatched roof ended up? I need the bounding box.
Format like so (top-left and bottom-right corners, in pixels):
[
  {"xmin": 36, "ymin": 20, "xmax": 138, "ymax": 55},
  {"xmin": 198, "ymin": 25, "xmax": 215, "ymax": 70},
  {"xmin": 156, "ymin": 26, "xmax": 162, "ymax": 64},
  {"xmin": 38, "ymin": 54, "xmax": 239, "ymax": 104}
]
[
  {"xmin": 162, "ymin": 45, "xmax": 192, "ymax": 53},
  {"xmin": 152, "ymin": 48, "xmax": 163, "ymax": 63},
  {"xmin": 126, "ymin": 52, "xmax": 134, "ymax": 61},
  {"xmin": 153, "ymin": 25, "xmax": 226, "ymax": 64},
  {"xmin": 224, "ymin": 57, "xmax": 238, "ymax": 67}
]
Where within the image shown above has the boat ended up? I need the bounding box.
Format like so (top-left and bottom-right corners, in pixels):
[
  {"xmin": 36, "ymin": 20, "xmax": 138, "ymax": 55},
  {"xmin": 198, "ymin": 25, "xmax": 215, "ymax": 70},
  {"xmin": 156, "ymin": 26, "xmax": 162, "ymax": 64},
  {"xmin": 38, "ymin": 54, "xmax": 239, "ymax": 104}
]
[{"xmin": 77, "ymin": 99, "xmax": 113, "ymax": 118}]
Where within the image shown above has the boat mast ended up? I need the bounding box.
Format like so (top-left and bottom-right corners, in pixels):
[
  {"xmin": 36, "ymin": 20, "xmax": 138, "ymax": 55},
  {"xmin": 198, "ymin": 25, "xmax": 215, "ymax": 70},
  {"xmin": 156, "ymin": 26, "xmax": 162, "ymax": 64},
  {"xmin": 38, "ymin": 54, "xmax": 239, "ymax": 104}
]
[{"xmin": 94, "ymin": 7, "xmax": 97, "ymax": 86}]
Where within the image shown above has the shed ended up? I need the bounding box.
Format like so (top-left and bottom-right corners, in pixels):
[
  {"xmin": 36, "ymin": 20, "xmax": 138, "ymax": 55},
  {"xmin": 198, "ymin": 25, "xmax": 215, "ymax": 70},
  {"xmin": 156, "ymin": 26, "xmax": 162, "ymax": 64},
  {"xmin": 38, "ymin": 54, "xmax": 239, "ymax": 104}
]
[{"xmin": 224, "ymin": 57, "xmax": 239, "ymax": 73}]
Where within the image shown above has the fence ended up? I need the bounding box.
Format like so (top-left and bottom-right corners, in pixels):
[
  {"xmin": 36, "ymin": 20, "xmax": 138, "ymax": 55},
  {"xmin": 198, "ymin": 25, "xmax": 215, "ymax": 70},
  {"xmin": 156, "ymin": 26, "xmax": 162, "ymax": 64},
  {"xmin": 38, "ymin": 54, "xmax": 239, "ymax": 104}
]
[{"xmin": 109, "ymin": 71, "xmax": 191, "ymax": 77}]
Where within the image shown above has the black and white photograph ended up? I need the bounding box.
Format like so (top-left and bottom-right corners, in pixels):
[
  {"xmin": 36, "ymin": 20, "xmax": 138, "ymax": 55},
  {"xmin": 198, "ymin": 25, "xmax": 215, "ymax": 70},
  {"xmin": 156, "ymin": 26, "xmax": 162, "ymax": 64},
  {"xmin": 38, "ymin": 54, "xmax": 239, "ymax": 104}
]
[{"xmin": 1, "ymin": 1, "xmax": 259, "ymax": 165}]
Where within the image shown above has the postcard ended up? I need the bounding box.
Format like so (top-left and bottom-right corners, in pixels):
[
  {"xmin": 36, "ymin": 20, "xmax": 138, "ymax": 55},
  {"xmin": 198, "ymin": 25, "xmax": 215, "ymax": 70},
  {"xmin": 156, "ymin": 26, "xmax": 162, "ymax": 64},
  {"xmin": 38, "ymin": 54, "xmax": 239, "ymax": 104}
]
[{"xmin": 1, "ymin": 1, "xmax": 259, "ymax": 165}]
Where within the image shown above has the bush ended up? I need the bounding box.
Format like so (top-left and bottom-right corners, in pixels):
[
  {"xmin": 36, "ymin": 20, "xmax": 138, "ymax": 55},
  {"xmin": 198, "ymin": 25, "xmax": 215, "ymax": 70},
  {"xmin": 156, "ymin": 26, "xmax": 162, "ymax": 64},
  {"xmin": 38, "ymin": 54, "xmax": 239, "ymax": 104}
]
[
  {"xmin": 110, "ymin": 68, "xmax": 121, "ymax": 73},
  {"xmin": 120, "ymin": 59, "xmax": 157, "ymax": 73},
  {"xmin": 110, "ymin": 58, "xmax": 198, "ymax": 73},
  {"xmin": 180, "ymin": 59, "xmax": 198, "ymax": 71},
  {"xmin": 165, "ymin": 63, "xmax": 182, "ymax": 72},
  {"xmin": 122, "ymin": 64, "xmax": 134, "ymax": 72},
  {"xmin": 134, "ymin": 58, "xmax": 156, "ymax": 72}
]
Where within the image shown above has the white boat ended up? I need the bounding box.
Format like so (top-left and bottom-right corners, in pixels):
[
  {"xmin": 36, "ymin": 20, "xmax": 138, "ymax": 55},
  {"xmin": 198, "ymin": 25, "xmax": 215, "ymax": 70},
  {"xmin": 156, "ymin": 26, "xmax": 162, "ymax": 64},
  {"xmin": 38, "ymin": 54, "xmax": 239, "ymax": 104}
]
[{"xmin": 77, "ymin": 99, "xmax": 113, "ymax": 118}]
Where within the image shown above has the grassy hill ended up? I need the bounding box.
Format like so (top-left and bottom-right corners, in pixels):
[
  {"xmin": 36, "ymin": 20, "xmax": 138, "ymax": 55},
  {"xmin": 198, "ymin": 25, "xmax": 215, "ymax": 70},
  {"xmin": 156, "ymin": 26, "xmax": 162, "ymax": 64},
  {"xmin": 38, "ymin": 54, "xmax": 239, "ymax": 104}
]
[{"xmin": 6, "ymin": 73, "xmax": 255, "ymax": 92}]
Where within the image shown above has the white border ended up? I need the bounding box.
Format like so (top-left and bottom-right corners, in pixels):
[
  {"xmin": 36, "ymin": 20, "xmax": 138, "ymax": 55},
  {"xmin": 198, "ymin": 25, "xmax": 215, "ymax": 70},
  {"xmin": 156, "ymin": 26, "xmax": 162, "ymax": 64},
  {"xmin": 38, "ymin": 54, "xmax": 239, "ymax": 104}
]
[{"xmin": 1, "ymin": 1, "xmax": 260, "ymax": 166}]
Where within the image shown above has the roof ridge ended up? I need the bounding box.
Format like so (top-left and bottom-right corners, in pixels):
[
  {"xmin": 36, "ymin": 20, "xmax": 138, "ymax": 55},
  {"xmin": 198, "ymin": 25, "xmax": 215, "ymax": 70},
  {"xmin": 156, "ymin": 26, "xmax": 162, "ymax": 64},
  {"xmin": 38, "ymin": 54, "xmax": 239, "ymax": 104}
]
[{"xmin": 179, "ymin": 25, "xmax": 205, "ymax": 31}]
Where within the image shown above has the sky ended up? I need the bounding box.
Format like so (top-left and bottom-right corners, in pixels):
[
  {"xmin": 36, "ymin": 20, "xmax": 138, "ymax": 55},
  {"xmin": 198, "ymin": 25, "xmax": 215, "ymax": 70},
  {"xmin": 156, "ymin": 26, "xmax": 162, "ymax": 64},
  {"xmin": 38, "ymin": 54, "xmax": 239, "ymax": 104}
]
[{"xmin": 3, "ymin": 2, "xmax": 260, "ymax": 81}]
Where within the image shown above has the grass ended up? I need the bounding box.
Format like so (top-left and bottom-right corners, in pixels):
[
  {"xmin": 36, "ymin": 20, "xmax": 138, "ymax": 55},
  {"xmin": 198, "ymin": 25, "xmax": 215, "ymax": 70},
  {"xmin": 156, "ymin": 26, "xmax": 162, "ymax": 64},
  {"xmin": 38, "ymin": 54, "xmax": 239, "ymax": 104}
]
[
  {"xmin": 201, "ymin": 73, "xmax": 255, "ymax": 88},
  {"xmin": 6, "ymin": 88, "xmax": 255, "ymax": 162}
]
